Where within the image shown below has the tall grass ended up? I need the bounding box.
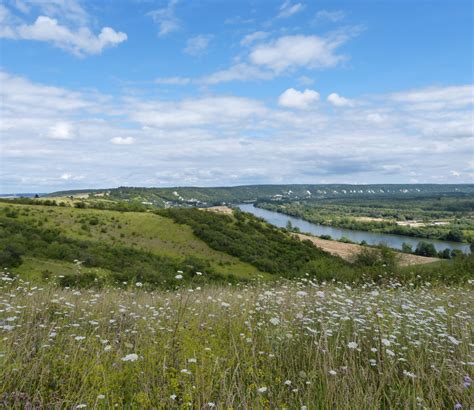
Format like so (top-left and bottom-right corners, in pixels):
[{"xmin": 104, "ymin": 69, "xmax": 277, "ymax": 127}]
[{"xmin": 0, "ymin": 272, "xmax": 472, "ymax": 409}]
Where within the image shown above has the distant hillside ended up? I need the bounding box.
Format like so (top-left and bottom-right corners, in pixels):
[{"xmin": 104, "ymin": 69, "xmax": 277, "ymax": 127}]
[{"xmin": 47, "ymin": 184, "xmax": 474, "ymax": 208}]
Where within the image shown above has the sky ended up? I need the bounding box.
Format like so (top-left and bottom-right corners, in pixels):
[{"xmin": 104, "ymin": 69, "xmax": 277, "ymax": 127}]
[{"xmin": 0, "ymin": 0, "xmax": 473, "ymax": 193}]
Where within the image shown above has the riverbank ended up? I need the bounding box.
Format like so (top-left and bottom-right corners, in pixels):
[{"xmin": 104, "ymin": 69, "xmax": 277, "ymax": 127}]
[
  {"xmin": 237, "ymin": 203, "xmax": 470, "ymax": 254},
  {"xmin": 204, "ymin": 206, "xmax": 440, "ymax": 266},
  {"xmin": 295, "ymin": 233, "xmax": 439, "ymax": 266}
]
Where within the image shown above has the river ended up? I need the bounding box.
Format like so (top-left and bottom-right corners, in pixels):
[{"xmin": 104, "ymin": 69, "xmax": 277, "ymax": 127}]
[{"xmin": 237, "ymin": 204, "xmax": 471, "ymax": 254}]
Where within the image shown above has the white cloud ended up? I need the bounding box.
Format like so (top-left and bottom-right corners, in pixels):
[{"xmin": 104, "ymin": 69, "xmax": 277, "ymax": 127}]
[
  {"xmin": 184, "ymin": 35, "xmax": 212, "ymax": 56},
  {"xmin": 314, "ymin": 10, "xmax": 345, "ymax": 23},
  {"xmin": 26, "ymin": 0, "xmax": 89, "ymax": 25},
  {"xmin": 111, "ymin": 137, "xmax": 135, "ymax": 145},
  {"xmin": 2, "ymin": 71, "xmax": 473, "ymax": 191},
  {"xmin": 277, "ymin": 1, "xmax": 304, "ymax": 18},
  {"xmin": 249, "ymin": 33, "xmax": 352, "ymax": 73},
  {"xmin": 327, "ymin": 93, "xmax": 354, "ymax": 107},
  {"xmin": 155, "ymin": 76, "xmax": 191, "ymax": 85},
  {"xmin": 366, "ymin": 113, "xmax": 387, "ymax": 124},
  {"xmin": 278, "ymin": 88, "xmax": 320, "ymax": 109},
  {"xmin": 130, "ymin": 96, "xmax": 267, "ymax": 128},
  {"xmin": 47, "ymin": 122, "xmax": 75, "ymax": 140},
  {"xmin": 240, "ymin": 31, "xmax": 269, "ymax": 46},
  {"xmin": 148, "ymin": 0, "xmax": 180, "ymax": 37},
  {"xmin": 390, "ymin": 85, "xmax": 474, "ymax": 110},
  {"xmin": 200, "ymin": 63, "xmax": 273, "ymax": 85},
  {"xmin": 60, "ymin": 173, "xmax": 84, "ymax": 181},
  {"xmin": 0, "ymin": 71, "xmax": 98, "ymax": 115},
  {"xmin": 1, "ymin": 14, "xmax": 127, "ymax": 56}
]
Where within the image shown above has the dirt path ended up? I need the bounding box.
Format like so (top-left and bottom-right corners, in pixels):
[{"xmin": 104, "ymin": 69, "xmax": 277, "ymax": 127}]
[{"xmin": 295, "ymin": 233, "xmax": 439, "ymax": 266}]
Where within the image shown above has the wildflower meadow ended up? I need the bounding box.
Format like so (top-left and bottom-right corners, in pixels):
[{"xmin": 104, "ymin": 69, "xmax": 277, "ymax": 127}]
[{"xmin": 0, "ymin": 271, "xmax": 472, "ymax": 409}]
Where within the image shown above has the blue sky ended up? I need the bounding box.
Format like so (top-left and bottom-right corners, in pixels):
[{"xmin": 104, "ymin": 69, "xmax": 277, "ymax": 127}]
[{"xmin": 0, "ymin": 0, "xmax": 473, "ymax": 192}]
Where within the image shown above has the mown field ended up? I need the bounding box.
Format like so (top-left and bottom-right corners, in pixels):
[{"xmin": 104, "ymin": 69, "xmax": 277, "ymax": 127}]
[{"xmin": 0, "ymin": 273, "xmax": 472, "ymax": 408}]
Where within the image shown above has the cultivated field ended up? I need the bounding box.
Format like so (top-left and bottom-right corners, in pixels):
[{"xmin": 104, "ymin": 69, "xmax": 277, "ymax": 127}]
[{"xmin": 0, "ymin": 272, "xmax": 472, "ymax": 409}]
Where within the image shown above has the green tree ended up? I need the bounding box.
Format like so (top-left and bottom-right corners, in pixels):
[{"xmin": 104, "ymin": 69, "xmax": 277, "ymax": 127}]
[
  {"xmin": 401, "ymin": 242, "xmax": 413, "ymax": 253},
  {"xmin": 415, "ymin": 241, "xmax": 437, "ymax": 257}
]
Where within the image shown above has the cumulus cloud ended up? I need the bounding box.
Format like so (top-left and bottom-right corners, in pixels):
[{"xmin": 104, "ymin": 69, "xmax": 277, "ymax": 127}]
[
  {"xmin": 148, "ymin": 0, "xmax": 180, "ymax": 37},
  {"xmin": 249, "ymin": 33, "xmax": 352, "ymax": 73},
  {"xmin": 278, "ymin": 88, "xmax": 320, "ymax": 109},
  {"xmin": 184, "ymin": 35, "xmax": 212, "ymax": 56},
  {"xmin": 277, "ymin": 1, "xmax": 304, "ymax": 18},
  {"xmin": 2, "ymin": 71, "xmax": 473, "ymax": 191},
  {"xmin": 202, "ymin": 28, "xmax": 359, "ymax": 84},
  {"xmin": 0, "ymin": 12, "xmax": 127, "ymax": 56},
  {"xmin": 327, "ymin": 93, "xmax": 354, "ymax": 107},
  {"xmin": 110, "ymin": 137, "xmax": 135, "ymax": 145}
]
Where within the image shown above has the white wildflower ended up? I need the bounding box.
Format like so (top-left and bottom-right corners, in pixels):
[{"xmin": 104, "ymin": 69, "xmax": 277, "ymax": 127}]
[
  {"xmin": 121, "ymin": 353, "xmax": 139, "ymax": 362},
  {"xmin": 447, "ymin": 336, "xmax": 461, "ymax": 345}
]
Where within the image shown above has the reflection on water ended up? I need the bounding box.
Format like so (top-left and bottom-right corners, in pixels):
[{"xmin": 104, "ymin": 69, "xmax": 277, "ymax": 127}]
[{"xmin": 237, "ymin": 204, "xmax": 470, "ymax": 253}]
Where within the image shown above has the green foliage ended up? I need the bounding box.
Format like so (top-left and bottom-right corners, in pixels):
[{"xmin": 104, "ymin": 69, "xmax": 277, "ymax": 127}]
[
  {"xmin": 353, "ymin": 245, "xmax": 398, "ymax": 270},
  {"xmin": 258, "ymin": 194, "xmax": 474, "ymax": 243},
  {"xmin": 157, "ymin": 208, "xmax": 348, "ymax": 278},
  {"xmin": 415, "ymin": 241, "xmax": 438, "ymax": 257},
  {"xmin": 0, "ymin": 216, "xmax": 219, "ymax": 288},
  {"xmin": 401, "ymin": 242, "xmax": 413, "ymax": 253},
  {"xmin": 0, "ymin": 244, "xmax": 23, "ymax": 268}
]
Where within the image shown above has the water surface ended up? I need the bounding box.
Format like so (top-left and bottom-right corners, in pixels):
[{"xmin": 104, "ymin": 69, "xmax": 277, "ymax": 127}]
[{"xmin": 237, "ymin": 204, "xmax": 470, "ymax": 253}]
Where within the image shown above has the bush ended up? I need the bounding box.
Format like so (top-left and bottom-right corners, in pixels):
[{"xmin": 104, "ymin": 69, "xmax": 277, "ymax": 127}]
[
  {"xmin": 415, "ymin": 241, "xmax": 437, "ymax": 257},
  {"xmin": 58, "ymin": 271, "xmax": 103, "ymax": 288},
  {"xmin": 0, "ymin": 245, "xmax": 23, "ymax": 268}
]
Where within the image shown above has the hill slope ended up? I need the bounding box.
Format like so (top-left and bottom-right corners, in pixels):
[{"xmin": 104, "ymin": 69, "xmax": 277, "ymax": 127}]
[{"xmin": 0, "ymin": 203, "xmax": 265, "ymax": 285}]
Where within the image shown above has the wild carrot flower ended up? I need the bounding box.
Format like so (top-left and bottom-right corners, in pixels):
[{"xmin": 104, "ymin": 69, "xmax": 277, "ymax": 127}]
[{"xmin": 121, "ymin": 353, "xmax": 138, "ymax": 362}]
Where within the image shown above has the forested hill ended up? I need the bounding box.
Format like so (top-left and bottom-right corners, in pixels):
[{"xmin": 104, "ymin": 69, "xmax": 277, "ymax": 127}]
[{"xmin": 47, "ymin": 184, "xmax": 474, "ymax": 207}]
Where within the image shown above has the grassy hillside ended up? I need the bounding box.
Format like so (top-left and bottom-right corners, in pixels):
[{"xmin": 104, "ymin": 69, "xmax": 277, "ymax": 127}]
[
  {"xmin": 1, "ymin": 202, "xmax": 472, "ymax": 288},
  {"xmin": 0, "ymin": 203, "xmax": 265, "ymax": 284}
]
